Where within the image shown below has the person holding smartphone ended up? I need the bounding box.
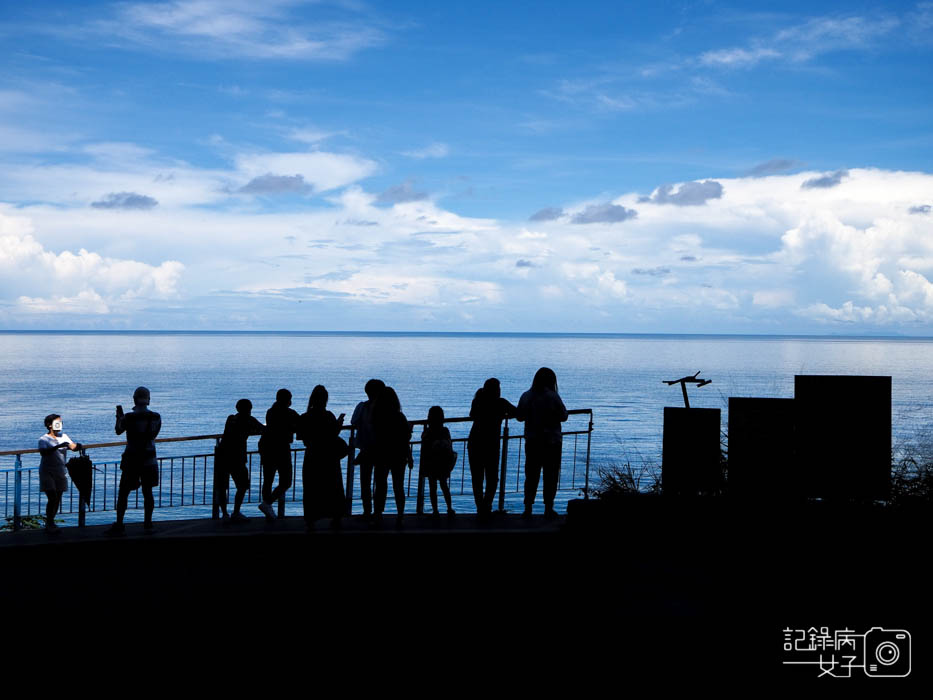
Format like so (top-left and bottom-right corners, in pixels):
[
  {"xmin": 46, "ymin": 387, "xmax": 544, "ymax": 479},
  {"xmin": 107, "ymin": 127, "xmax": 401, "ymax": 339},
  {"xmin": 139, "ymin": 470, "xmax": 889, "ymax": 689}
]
[
  {"xmin": 107, "ymin": 387, "xmax": 161, "ymax": 535},
  {"xmin": 38, "ymin": 414, "xmax": 79, "ymax": 533}
]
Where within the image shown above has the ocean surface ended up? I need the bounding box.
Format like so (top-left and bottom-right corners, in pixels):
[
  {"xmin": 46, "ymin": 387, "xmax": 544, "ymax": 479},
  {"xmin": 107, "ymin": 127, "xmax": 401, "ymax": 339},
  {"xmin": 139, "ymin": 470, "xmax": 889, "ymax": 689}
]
[{"xmin": 3, "ymin": 331, "xmax": 933, "ymax": 524}]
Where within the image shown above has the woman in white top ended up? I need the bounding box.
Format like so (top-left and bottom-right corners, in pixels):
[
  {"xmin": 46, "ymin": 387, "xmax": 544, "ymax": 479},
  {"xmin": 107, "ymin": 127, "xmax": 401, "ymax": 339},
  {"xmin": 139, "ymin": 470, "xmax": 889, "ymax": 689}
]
[{"xmin": 37, "ymin": 413, "xmax": 79, "ymax": 533}]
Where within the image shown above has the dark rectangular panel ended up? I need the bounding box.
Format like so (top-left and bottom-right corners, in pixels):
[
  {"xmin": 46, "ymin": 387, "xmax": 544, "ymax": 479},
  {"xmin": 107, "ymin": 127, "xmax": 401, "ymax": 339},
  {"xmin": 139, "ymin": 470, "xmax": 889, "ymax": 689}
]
[
  {"xmin": 662, "ymin": 407, "xmax": 722, "ymax": 496},
  {"xmin": 794, "ymin": 375, "xmax": 891, "ymax": 500},
  {"xmin": 727, "ymin": 397, "xmax": 796, "ymax": 499}
]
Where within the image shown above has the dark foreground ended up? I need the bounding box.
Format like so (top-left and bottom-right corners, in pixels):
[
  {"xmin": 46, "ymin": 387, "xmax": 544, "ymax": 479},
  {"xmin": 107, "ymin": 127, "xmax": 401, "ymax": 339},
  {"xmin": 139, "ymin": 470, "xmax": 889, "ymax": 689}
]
[{"xmin": 1, "ymin": 502, "xmax": 929, "ymax": 687}]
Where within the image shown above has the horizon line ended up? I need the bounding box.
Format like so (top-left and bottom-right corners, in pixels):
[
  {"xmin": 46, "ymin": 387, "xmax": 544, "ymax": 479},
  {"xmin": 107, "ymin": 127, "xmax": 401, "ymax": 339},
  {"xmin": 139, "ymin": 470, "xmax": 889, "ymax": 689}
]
[{"xmin": 2, "ymin": 329, "xmax": 933, "ymax": 340}]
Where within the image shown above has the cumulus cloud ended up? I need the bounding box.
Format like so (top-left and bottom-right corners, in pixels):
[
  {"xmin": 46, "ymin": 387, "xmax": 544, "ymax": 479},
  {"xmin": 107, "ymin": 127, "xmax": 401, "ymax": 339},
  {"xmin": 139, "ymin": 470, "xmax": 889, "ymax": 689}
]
[
  {"xmin": 801, "ymin": 169, "xmax": 849, "ymax": 189},
  {"xmin": 571, "ymin": 203, "xmax": 637, "ymax": 224},
  {"xmin": 747, "ymin": 159, "xmax": 803, "ymax": 177},
  {"xmin": 528, "ymin": 207, "xmax": 564, "ymax": 222},
  {"xmin": 7, "ymin": 161, "xmax": 933, "ymax": 332},
  {"xmin": 90, "ymin": 191, "xmax": 159, "ymax": 210},
  {"xmin": 377, "ymin": 181, "xmax": 428, "ymax": 204},
  {"xmin": 0, "ymin": 213, "xmax": 184, "ymax": 318},
  {"xmin": 238, "ymin": 173, "xmax": 312, "ymax": 195},
  {"xmin": 909, "ymin": 204, "xmax": 931, "ymax": 215},
  {"xmin": 641, "ymin": 180, "xmax": 723, "ymax": 206}
]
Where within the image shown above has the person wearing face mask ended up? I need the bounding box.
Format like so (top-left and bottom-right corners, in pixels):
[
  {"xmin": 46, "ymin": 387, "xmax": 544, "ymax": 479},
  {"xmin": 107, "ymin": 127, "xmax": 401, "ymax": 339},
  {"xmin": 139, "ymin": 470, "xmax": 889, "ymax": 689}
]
[
  {"xmin": 106, "ymin": 386, "xmax": 161, "ymax": 536},
  {"xmin": 38, "ymin": 414, "xmax": 80, "ymax": 533}
]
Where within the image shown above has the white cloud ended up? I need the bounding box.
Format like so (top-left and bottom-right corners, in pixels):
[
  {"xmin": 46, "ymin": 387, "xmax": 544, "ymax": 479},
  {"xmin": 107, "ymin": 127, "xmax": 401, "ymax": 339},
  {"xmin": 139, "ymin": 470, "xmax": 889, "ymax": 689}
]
[
  {"xmin": 309, "ymin": 272, "xmax": 503, "ymax": 306},
  {"xmin": 18, "ymin": 291, "xmax": 110, "ymax": 315},
  {"xmin": 401, "ymin": 143, "xmax": 450, "ymax": 159},
  {"xmin": 700, "ymin": 47, "xmax": 781, "ymax": 68},
  {"xmin": 5, "ymin": 163, "xmax": 933, "ymax": 332},
  {"xmin": 752, "ymin": 289, "xmax": 795, "ymax": 308},
  {"xmin": 104, "ymin": 0, "xmax": 388, "ymax": 61},
  {"xmin": 0, "ymin": 209, "xmax": 184, "ymax": 318},
  {"xmin": 699, "ymin": 13, "xmax": 901, "ymax": 71},
  {"xmin": 235, "ymin": 151, "xmax": 378, "ymax": 193}
]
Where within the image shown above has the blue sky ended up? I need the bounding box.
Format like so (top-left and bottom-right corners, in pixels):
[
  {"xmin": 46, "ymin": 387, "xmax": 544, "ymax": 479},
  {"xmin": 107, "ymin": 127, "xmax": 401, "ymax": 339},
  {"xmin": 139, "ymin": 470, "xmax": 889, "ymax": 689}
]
[{"xmin": 1, "ymin": 0, "xmax": 932, "ymax": 332}]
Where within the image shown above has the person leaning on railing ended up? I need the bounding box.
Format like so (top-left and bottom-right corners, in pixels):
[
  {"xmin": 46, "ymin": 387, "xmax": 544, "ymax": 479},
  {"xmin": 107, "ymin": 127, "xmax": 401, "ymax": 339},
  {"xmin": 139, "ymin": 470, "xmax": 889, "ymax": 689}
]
[
  {"xmin": 217, "ymin": 398, "xmax": 264, "ymax": 523},
  {"xmin": 467, "ymin": 378, "xmax": 515, "ymax": 517},
  {"xmin": 257, "ymin": 388, "xmax": 301, "ymax": 521},
  {"xmin": 515, "ymin": 367, "xmax": 568, "ymax": 520}
]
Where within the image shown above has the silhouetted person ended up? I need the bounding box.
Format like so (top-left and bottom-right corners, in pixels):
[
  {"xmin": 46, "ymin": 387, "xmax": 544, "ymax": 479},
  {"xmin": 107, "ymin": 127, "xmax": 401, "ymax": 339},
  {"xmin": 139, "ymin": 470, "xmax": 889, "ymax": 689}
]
[
  {"xmin": 372, "ymin": 387, "xmax": 412, "ymax": 527},
  {"xmin": 350, "ymin": 379, "xmax": 385, "ymax": 518},
  {"xmin": 297, "ymin": 385, "xmax": 346, "ymax": 530},
  {"xmin": 467, "ymin": 378, "xmax": 515, "ymax": 516},
  {"xmin": 258, "ymin": 388, "xmax": 301, "ymax": 521},
  {"xmin": 420, "ymin": 406, "xmax": 456, "ymax": 517},
  {"xmin": 38, "ymin": 414, "xmax": 79, "ymax": 533},
  {"xmin": 217, "ymin": 399, "xmax": 264, "ymax": 522},
  {"xmin": 516, "ymin": 368, "xmax": 568, "ymax": 519},
  {"xmin": 107, "ymin": 387, "xmax": 161, "ymax": 535}
]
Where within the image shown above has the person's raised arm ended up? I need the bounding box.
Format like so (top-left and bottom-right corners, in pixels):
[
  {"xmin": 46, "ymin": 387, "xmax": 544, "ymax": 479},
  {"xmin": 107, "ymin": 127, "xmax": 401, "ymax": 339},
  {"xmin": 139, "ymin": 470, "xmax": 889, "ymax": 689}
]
[{"xmin": 115, "ymin": 405, "xmax": 125, "ymax": 435}]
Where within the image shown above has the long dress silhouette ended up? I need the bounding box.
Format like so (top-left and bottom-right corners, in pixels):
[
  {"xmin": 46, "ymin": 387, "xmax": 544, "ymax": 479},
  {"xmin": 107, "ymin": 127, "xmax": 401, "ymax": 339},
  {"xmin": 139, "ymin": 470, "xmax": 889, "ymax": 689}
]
[{"xmin": 298, "ymin": 385, "xmax": 346, "ymax": 527}]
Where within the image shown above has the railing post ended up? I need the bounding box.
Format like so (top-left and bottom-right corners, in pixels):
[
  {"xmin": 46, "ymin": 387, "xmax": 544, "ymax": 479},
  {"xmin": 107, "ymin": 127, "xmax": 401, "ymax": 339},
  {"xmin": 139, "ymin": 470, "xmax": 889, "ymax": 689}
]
[
  {"xmin": 13, "ymin": 454, "xmax": 22, "ymax": 531},
  {"xmin": 584, "ymin": 410, "xmax": 593, "ymax": 500},
  {"xmin": 416, "ymin": 440, "xmax": 425, "ymax": 515},
  {"xmin": 211, "ymin": 438, "xmax": 221, "ymax": 519},
  {"xmin": 345, "ymin": 426, "xmax": 356, "ymax": 515},
  {"xmin": 498, "ymin": 419, "xmax": 509, "ymax": 513}
]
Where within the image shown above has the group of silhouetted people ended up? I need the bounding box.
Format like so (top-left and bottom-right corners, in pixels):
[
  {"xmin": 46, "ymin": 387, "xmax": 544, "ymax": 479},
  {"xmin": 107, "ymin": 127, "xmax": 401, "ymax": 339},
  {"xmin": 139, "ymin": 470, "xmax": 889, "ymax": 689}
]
[{"xmin": 37, "ymin": 368, "xmax": 569, "ymax": 534}]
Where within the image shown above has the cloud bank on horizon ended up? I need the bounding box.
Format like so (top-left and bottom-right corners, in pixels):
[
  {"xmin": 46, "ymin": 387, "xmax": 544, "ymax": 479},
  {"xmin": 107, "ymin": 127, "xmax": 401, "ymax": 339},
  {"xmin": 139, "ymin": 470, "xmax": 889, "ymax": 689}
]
[{"xmin": 1, "ymin": 1, "xmax": 931, "ymax": 334}]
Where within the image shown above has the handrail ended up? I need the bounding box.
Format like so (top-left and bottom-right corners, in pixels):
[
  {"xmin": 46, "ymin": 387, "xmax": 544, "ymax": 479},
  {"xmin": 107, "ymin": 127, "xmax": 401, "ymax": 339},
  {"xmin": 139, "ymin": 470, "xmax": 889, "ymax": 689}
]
[
  {"xmin": 0, "ymin": 409, "xmax": 592, "ymax": 457},
  {"xmin": 0, "ymin": 434, "xmax": 225, "ymax": 457},
  {"xmin": 2, "ymin": 409, "xmax": 594, "ymax": 530}
]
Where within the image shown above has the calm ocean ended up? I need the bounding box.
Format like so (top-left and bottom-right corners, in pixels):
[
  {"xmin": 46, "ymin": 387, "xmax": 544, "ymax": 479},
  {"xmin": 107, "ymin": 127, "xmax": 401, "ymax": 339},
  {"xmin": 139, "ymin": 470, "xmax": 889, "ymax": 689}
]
[{"xmin": 3, "ymin": 331, "xmax": 933, "ymax": 522}]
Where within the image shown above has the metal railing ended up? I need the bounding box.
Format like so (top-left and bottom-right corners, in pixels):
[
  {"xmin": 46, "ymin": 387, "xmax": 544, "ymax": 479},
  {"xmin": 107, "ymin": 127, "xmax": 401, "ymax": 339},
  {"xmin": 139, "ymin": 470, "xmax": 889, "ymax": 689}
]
[{"xmin": 1, "ymin": 409, "xmax": 593, "ymax": 530}]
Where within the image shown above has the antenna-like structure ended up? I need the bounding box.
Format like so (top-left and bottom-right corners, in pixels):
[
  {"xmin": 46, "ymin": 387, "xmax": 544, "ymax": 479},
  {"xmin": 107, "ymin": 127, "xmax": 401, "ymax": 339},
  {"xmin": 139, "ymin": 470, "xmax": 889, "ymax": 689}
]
[{"xmin": 663, "ymin": 371, "xmax": 712, "ymax": 409}]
